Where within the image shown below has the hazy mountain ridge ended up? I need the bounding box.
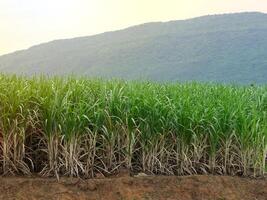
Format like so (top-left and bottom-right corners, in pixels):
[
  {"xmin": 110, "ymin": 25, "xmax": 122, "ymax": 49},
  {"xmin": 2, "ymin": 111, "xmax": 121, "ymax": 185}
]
[{"xmin": 0, "ymin": 12, "xmax": 267, "ymax": 83}]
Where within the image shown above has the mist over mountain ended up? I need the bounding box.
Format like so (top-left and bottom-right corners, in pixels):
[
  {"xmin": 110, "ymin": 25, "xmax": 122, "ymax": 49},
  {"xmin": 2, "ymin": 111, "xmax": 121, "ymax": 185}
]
[{"xmin": 0, "ymin": 12, "xmax": 267, "ymax": 83}]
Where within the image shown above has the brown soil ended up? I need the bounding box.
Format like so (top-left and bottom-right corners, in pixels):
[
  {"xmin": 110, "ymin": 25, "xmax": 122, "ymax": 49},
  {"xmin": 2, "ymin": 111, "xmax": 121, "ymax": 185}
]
[{"xmin": 0, "ymin": 175, "xmax": 266, "ymax": 200}]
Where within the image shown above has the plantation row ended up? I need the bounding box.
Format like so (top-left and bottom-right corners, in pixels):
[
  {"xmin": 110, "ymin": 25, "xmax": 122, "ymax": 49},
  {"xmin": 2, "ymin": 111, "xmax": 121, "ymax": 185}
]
[{"xmin": 0, "ymin": 75, "xmax": 266, "ymax": 177}]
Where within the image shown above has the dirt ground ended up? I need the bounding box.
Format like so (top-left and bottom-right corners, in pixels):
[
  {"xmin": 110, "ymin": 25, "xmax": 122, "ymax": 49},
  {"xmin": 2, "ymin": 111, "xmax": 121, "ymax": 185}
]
[{"xmin": 0, "ymin": 175, "xmax": 266, "ymax": 200}]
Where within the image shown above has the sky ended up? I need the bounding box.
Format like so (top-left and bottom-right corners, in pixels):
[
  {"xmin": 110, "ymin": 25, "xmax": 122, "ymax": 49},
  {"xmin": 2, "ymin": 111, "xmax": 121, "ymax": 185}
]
[{"xmin": 1, "ymin": 0, "xmax": 267, "ymax": 55}]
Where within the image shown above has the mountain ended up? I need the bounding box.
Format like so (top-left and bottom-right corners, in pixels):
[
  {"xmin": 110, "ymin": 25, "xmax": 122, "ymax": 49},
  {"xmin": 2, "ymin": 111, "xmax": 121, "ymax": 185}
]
[{"xmin": 0, "ymin": 12, "xmax": 267, "ymax": 83}]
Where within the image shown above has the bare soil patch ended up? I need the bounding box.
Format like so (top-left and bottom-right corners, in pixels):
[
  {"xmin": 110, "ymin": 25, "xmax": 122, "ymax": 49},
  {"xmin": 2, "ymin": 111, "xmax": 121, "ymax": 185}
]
[{"xmin": 0, "ymin": 175, "xmax": 266, "ymax": 200}]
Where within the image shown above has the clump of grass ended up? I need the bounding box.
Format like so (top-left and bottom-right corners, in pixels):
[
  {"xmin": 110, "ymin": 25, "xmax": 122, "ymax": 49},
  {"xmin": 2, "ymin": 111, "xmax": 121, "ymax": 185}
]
[{"xmin": 0, "ymin": 75, "xmax": 266, "ymax": 177}]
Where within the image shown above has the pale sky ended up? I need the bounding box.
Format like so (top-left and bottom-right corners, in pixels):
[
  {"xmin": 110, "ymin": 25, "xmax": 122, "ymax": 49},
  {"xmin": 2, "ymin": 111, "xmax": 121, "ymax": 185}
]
[{"xmin": 1, "ymin": 0, "xmax": 267, "ymax": 55}]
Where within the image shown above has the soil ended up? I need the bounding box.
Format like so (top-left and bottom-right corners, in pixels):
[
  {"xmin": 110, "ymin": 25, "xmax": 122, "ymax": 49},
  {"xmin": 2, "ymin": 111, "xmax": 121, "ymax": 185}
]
[{"xmin": 0, "ymin": 175, "xmax": 266, "ymax": 200}]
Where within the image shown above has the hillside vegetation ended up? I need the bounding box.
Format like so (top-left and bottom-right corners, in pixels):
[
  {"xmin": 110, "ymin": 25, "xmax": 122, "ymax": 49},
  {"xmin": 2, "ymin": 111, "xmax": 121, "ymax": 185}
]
[
  {"xmin": 0, "ymin": 12, "xmax": 267, "ymax": 83},
  {"xmin": 0, "ymin": 75, "xmax": 266, "ymax": 177}
]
